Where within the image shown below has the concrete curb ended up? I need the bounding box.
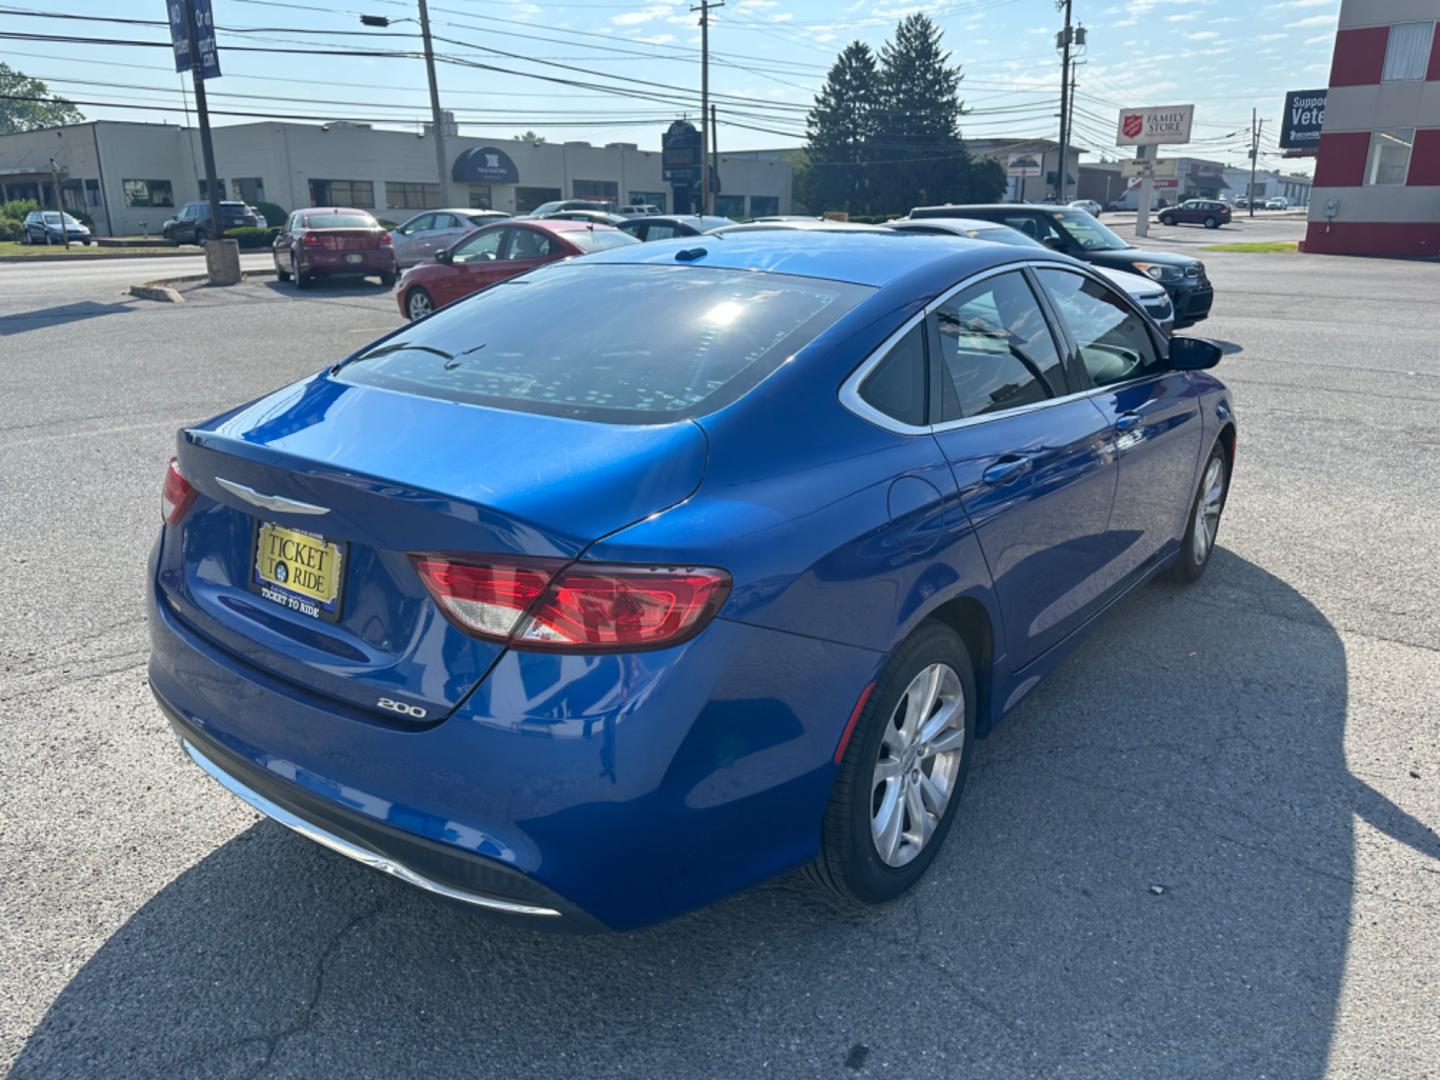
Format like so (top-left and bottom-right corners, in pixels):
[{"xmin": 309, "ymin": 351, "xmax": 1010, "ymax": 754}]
[
  {"xmin": 128, "ymin": 267, "xmax": 278, "ymax": 303},
  {"xmin": 128, "ymin": 284, "xmax": 185, "ymax": 303},
  {"xmin": 0, "ymin": 250, "xmax": 204, "ymax": 264}
]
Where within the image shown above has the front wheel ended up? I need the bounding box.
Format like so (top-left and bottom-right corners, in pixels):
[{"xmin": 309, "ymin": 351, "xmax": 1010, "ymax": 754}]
[
  {"xmin": 405, "ymin": 287, "xmax": 434, "ymax": 321},
  {"xmin": 807, "ymin": 622, "xmax": 976, "ymax": 904},
  {"xmin": 194, "ymin": 227, "xmax": 207, "ymax": 245},
  {"xmin": 1204, "ymin": 217, "xmax": 1218, "ymax": 229},
  {"xmin": 275, "ymin": 259, "xmax": 291, "ymax": 283},
  {"xmin": 1159, "ymin": 214, "xmax": 1175, "ymax": 226},
  {"xmin": 1171, "ymin": 441, "xmax": 1229, "ymax": 583}
]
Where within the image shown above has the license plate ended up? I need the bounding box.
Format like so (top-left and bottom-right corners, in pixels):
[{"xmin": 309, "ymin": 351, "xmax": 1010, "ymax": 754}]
[
  {"xmin": 345, "ymin": 253, "xmax": 364, "ymax": 264},
  {"xmin": 250, "ymin": 522, "xmax": 345, "ymax": 621}
]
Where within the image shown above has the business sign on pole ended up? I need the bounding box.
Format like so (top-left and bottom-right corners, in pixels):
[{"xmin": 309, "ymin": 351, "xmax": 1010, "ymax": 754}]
[
  {"xmin": 662, "ymin": 120, "xmax": 702, "ymax": 184},
  {"xmin": 1006, "ymin": 152, "xmax": 1042, "ymax": 178},
  {"xmin": 168, "ymin": 0, "xmax": 221, "ymax": 79},
  {"xmin": 1115, "ymin": 105, "xmax": 1194, "ymax": 146},
  {"xmin": 1122, "ymin": 157, "xmax": 1178, "ymax": 179},
  {"xmin": 1279, "ymin": 89, "xmax": 1326, "ymax": 149}
]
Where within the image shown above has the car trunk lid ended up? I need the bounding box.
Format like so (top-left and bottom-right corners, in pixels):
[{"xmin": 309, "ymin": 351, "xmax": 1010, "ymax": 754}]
[{"xmin": 157, "ymin": 375, "xmax": 707, "ymax": 722}]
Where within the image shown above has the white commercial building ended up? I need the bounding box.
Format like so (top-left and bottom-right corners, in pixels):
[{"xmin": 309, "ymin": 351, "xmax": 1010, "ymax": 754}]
[{"xmin": 0, "ymin": 119, "xmax": 793, "ymax": 236}]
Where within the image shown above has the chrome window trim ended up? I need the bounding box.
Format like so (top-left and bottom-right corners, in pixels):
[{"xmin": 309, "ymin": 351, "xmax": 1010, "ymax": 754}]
[{"xmin": 839, "ymin": 259, "xmax": 1159, "ymax": 436}]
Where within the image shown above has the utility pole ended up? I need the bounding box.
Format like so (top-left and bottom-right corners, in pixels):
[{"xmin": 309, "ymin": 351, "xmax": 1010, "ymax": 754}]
[
  {"xmin": 710, "ymin": 102, "xmax": 719, "ymax": 212},
  {"xmin": 1248, "ymin": 108, "xmax": 1261, "ymax": 218},
  {"xmin": 183, "ymin": 0, "xmax": 223, "ymax": 242},
  {"xmin": 417, "ymin": 0, "xmax": 451, "ymax": 206},
  {"xmin": 693, "ymin": 0, "xmax": 723, "ymax": 216},
  {"xmin": 48, "ymin": 157, "xmax": 69, "ymax": 249},
  {"xmin": 1055, "ymin": 0, "xmax": 1072, "ymax": 203}
]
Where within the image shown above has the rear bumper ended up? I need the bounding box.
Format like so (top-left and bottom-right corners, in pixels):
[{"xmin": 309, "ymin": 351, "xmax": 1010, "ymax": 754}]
[
  {"xmin": 299, "ymin": 251, "xmax": 396, "ymax": 275},
  {"xmin": 149, "ymin": 564, "xmax": 879, "ymax": 929},
  {"xmin": 163, "ymin": 701, "xmax": 602, "ymax": 929}
]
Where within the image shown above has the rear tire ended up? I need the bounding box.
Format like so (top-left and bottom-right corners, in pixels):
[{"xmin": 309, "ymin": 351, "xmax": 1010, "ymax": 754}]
[
  {"xmin": 195, "ymin": 227, "xmax": 207, "ymax": 245},
  {"xmin": 379, "ymin": 270, "xmax": 397, "ymax": 287},
  {"xmin": 807, "ymin": 622, "xmax": 976, "ymax": 905},
  {"xmin": 1160, "ymin": 214, "xmax": 1175, "ymax": 226},
  {"xmin": 1170, "ymin": 441, "xmax": 1229, "ymax": 583},
  {"xmin": 1204, "ymin": 217, "xmax": 1218, "ymax": 229}
]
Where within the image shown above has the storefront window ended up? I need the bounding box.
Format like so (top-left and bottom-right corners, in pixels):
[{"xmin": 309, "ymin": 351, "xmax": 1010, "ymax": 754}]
[
  {"xmin": 385, "ymin": 181, "xmax": 442, "ymax": 210},
  {"xmin": 199, "ymin": 178, "xmax": 227, "ymax": 200},
  {"xmin": 122, "ymin": 179, "xmax": 175, "ymax": 207},
  {"xmin": 627, "ymin": 191, "xmax": 667, "ymax": 212},
  {"xmin": 573, "ymin": 179, "xmax": 619, "ymax": 202},
  {"xmin": 749, "ymin": 195, "xmax": 779, "ymax": 217},
  {"xmin": 516, "ymin": 186, "xmax": 562, "ymax": 213},
  {"xmin": 468, "ymin": 185, "xmax": 492, "ymax": 209},
  {"xmin": 309, "ymin": 179, "xmax": 375, "ymax": 208},
  {"xmin": 234, "ymin": 177, "xmax": 266, "ymax": 203},
  {"xmin": 1364, "ymin": 129, "xmax": 1414, "ymax": 185},
  {"xmin": 715, "ymin": 195, "xmax": 746, "ymax": 218}
]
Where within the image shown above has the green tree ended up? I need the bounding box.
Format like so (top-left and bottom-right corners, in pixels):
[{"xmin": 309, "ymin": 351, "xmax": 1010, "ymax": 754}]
[
  {"xmin": 872, "ymin": 13, "xmax": 1000, "ymax": 211},
  {"xmin": 513, "ymin": 130, "xmax": 546, "ymax": 144},
  {"xmin": 801, "ymin": 41, "xmax": 879, "ymax": 214},
  {"xmin": 0, "ymin": 63, "xmax": 83, "ymax": 135}
]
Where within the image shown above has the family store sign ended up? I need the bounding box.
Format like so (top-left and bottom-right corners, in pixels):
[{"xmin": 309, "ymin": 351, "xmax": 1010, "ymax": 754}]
[{"xmin": 1115, "ymin": 105, "xmax": 1195, "ymax": 147}]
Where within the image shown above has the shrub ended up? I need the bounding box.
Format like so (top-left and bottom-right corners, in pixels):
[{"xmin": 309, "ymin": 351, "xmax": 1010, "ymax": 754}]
[
  {"xmin": 70, "ymin": 209, "xmax": 94, "ymax": 228},
  {"xmin": 1, "ymin": 198, "xmax": 38, "ymax": 221},
  {"xmin": 254, "ymin": 201, "xmax": 288, "ymax": 226},
  {"xmin": 226, "ymin": 226, "xmax": 280, "ymax": 249},
  {"xmin": 0, "ymin": 217, "xmax": 25, "ymax": 242}
]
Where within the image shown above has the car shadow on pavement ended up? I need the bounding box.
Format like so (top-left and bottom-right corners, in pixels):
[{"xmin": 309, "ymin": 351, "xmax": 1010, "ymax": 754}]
[
  {"xmin": 0, "ymin": 300, "xmax": 136, "ymax": 336},
  {"xmin": 11, "ymin": 552, "xmax": 1438, "ymax": 1079}
]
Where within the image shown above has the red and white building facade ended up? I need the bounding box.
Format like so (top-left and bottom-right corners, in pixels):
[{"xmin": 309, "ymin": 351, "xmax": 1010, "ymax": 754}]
[{"xmin": 1304, "ymin": 0, "xmax": 1440, "ymax": 256}]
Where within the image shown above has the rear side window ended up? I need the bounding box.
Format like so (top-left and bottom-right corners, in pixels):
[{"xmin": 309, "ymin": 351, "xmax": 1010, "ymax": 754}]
[
  {"xmin": 340, "ymin": 262, "xmax": 872, "ymax": 422},
  {"xmin": 568, "ymin": 229, "xmax": 640, "ymax": 252},
  {"xmin": 505, "ymin": 229, "xmax": 555, "ymax": 259},
  {"xmin": 935, "ymin": 271, "xmax": 1065, "ymax": 421},
  {"xmin": 859, "ymin": 324, "xmax": 927, "ymax": 427},
  {"xmin": 303, "ymin": 213, "xmax": 376, "ymax": 229},
  {"xmin": 1036, "ymin": 269, "xmax": 1161, "ymax": 388}
]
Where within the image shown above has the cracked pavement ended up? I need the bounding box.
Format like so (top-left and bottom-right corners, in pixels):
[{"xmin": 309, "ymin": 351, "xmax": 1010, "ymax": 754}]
[{"xmin": 1, "ymin": 232, "xmax": 1437, "ymax": 1078}]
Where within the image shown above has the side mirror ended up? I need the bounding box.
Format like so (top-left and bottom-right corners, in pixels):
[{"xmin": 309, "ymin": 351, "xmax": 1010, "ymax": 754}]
[
  {"xmin": 1168, "ymin": 337, "xmax": 1223, "ymax": 371},
  {"xmin": 1042, "ymin": 235, "xmax": 1066, "ymax": 251},
  {"xmin": 436, "ymin": 248, "xmax": 453, "ymax": 264}
]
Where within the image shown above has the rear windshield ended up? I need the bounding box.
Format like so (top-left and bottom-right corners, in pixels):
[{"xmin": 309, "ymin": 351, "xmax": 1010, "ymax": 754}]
[
  {"xmin": 338, "ymin": 262, "xmax": 872, "ymax": 422},
  {"xmin": 304, "ymin": 213, "xmax": 376, "ymax": 229},
  {"xmin": 567, "ymin": 228, "xmax": 640, "ymax": 252}
]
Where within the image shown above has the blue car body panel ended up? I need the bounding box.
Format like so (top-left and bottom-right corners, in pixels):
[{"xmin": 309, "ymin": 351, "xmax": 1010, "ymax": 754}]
[{"xmin": 149, "ymin": 233, "xmax": 1235, "ymax": 927}]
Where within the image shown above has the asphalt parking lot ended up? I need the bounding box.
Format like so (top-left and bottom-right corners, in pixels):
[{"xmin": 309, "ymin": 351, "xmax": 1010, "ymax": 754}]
[{"xmin": 1, "ymin": 228, "xmax": 1437, "ymax": 1079}]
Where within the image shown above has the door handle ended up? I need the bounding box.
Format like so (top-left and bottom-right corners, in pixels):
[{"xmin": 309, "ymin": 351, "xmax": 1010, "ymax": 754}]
[
  {"xmin": 982, "ymin": 454, "xmax": 1033, "ymax": 486},
  {"xmin": 1114, "ymin": 412, "xmax": 1143, "ymax": 432}
]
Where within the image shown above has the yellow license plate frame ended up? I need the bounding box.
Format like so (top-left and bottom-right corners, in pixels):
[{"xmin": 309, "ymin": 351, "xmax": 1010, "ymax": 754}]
[{"xmin": 250, "ymin": 522, "xmax": 346, "ymax": 622}]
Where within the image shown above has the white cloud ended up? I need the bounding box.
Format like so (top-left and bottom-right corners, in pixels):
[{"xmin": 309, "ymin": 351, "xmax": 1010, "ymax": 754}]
[
  {"xmin": 1167, "ymin": 12, "xmax": 1199, "ymax": 21},
  {"xmin": 1287, "ymin": 14, "xmax": 1335, "ymax": 27},
  {"xmin": 612, "ymin": 5, "xmax": 674, "ymax": 27},
  {"xmin": 1305, "ymin": 32, "xmax": 1333, "ymax": 44},
  {"xmin": 1258, "ymin": 32, "xmax": 1287, "ymax": 40},
  {"xmin": 635, "ymin": 33, "xmax": 676, "ymax": 44},
  {"xmin": 1188, "ymin": 30, "xmax": 1221, "ymax": 40}
]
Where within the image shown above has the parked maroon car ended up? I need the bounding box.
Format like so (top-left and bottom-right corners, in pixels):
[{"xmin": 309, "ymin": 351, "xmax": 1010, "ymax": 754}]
[
  {"xmin": 273, "ymin": 207, "xmax": 397, "ymax": 289},
  {"xmin": 395, "ymin": 218, "xmax": 637, "ymax": 320},
  {"xmin": 1158, "ymin": 199, "xmax": 1232, "ymax": 229}
]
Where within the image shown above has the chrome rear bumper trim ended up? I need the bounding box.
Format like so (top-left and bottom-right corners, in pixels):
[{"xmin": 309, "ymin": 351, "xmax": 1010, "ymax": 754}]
[{"xmin": 180, "ymin": 738, "xmax": 562, "ymax": 917}]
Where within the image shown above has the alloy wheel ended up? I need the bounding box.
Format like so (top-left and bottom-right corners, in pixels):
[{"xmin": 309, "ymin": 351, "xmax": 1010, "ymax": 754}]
[
  {"xmin": 870, "ymin": 663, "xmax": 966, "ymax": 868},
  {"xmin": 1192, "ymin": 456, "xmax": 1225, "ymax": 563},
  {"xmin": 407, "ymin": 290, "xmax": 433, "ymax": 320}
]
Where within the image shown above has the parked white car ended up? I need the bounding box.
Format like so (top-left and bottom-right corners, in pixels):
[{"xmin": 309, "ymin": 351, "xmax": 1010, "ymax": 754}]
[
  {"xmin": 1068, "ymin": 199, "xmax": 1103, "ymax": 216},
  {"xmin": 885, "ymin": 216, "xmax": 1175, "ymax": 335},
  {"xmin": 1264, "ymin": 196, "xmax": 1290, "ymax": 210},
  {"xmin": 389, "ymin": 208, "xmax": 510, "ymax": 268}
]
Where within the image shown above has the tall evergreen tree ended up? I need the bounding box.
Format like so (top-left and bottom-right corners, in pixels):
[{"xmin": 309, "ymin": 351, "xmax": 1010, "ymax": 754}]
[
  {"xmin": 801, "ymin": 41, "xmax": 879, "ymax": 214},
  {"xmin": 874, "ymin": 14, "xmax": 974, "ymax": 211}
]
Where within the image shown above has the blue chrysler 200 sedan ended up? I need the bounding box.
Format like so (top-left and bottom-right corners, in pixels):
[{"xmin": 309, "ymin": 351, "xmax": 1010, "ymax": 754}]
[{"xmin": 149, "ymin": 232, "xmax": 1235, "ymax": 931}]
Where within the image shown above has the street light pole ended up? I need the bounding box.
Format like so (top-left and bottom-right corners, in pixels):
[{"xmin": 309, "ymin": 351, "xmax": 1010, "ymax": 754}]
[
  {"xmin": 183, "ymin": 0, "xmax": 223, "ymax": 240},
  {"xmin": 363, "ymin": 5, "xmax": 450, "ymax": 206},
  {"xmin": 1248, "ymin": 108, "xmax": 1261, "ymax": 218}
]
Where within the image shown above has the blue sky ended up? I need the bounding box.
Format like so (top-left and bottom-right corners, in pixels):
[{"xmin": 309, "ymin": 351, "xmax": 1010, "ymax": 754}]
[{"xmin": 1, "ymin": 0, "xmax": 1337, "ymax": 170}]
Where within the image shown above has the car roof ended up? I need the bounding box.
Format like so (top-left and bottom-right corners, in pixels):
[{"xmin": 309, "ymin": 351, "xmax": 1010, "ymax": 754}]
[
  {"xmin": 296, "ymin": 207, "xmax": 375, "ymax": 216},
  {"xmin": 889, "ymin": 216, "xmax": 1018, "ymax": 233},
  {"xmin": 575, "ymin": 229, "xmax": 1025, "ymax": 288},
  {"xmin": 506, "ymin": 218, "xmax": 621, "ymax": 234},
  {"xmin": 910, "ymin": 203, "xmax": 1058, "ymax": 215},
  {"xmin": 625, "ymin": 215, "xmax": 733, "ymax": 228},
  {"xmin": 416, "ymin": 207, "xmax": 507, "ymax": 217},
  {"xmin": 706, "ymin": 220, "xmax": 888, "ymax": 235}
]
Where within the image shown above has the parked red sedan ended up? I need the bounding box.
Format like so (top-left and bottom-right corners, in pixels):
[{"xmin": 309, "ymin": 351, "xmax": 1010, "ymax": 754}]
[
  {"xmin": 396, "ymin": 218, "xmax": 637, "ymax": 320},
  {"xmin": 273, "ymin": 207, "xmax": 397, "ymax": 288}
]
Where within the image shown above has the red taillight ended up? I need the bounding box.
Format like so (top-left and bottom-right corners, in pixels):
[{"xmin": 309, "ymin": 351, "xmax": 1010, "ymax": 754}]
[
  {"xmin": 413, "ymin": 555, "xmax": 730, "ymax": 652},
  {"xmin": 161, "ymin": 457, "xmax": 196, "ymax": 525},
  {"xmin": 378, "ymin": 231, "xmax": 393, "ymax": 245},
  {"xmin": 301, "ymin": 232, "xmax": 322, "ymax": 247}
]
